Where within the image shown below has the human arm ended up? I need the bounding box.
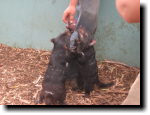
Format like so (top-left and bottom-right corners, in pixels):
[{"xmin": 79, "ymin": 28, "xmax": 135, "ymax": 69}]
[{"xmin": 62, "ymin": 0, "xmax": 78, "ymax": 24}]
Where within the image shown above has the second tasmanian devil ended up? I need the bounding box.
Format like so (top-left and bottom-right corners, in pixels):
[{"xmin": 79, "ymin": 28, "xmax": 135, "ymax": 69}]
[{"xmin": 74, "ymin": 26, "xmax": 114, "ymax": 96}]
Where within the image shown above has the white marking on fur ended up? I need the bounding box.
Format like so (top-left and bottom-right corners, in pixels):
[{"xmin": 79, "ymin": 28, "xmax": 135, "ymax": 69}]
[
  {"xmin": 66, "ymin": 62, "xmax": 69, "ymax": 67},
  {"xmin": 89, "ymin": 62, "xmax": 95, "ymax": 66},
  {"xmin": 45, "ymin": 91, "xmax": 54, "ymax": 95},
  {"xmin": 81, "ymin": 52, "xmax": 85, "ymax": 56}
]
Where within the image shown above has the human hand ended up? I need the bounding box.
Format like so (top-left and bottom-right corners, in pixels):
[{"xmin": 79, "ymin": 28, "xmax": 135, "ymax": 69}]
[{"xmin": 62, "ymin": 5, "xmax": 76, "ymax": 24}]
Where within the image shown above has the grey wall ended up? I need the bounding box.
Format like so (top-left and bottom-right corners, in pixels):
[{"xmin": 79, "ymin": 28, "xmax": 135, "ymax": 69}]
[
  {"xmin": 0, "ymin": 0, "xmax": 68, "ymax": 49},
  {"xmin": 95, "ymin": 0, "xmax": 140, "ymax": 67},
  {"xmin": 0, "ymin": 0, "xmax": 140, "ymax": 67}
]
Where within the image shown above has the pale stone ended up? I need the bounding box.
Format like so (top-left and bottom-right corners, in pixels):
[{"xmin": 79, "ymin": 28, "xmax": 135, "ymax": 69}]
[{"xmin": 122, "ymin": 73, "xmax": 140, "ymax": 105}]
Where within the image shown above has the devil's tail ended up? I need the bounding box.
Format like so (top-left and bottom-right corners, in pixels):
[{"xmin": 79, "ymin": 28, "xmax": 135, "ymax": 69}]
[{"xmin": 96, "ymin": 80, "xmax": 114, "ymax": 88}]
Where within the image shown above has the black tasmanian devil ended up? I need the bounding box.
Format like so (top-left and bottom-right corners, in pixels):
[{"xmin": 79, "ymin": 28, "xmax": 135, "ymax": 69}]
[
  {"xmin": 73, "ymin": 26, "xmax": 114, "ymax": 96},
  {"xmin": 38, "ymin": 31, "xmax": 73, "ymax": 105},
  {"xmin": 37, "ymin": 31, "xmax": 81, "ymax": 105}
]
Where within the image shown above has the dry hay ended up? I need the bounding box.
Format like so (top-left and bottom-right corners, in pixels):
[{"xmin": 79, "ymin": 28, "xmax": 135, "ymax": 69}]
[{"xmin": 0, "ymin": 44, "xmax": 140, "ymax": 105}]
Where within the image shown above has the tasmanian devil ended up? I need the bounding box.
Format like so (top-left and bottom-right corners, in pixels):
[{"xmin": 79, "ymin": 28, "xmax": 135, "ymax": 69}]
[
  {"xmin": 38, "ymin": 31, "xmax": 79, "ymax": 105},
  {"xmin": 39, "ymin": 65, "xmax": 66, "ymax": 105},
  {"xmin": 38, "ymin": 31, "xmax": 69, "ymax": 105},
  {"xmin": 73, "ymin": 26, "xmax": 114, "ymax": 95}
]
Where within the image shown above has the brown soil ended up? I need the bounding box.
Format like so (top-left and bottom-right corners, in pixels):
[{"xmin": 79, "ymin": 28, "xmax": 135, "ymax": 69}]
[{"xmin": 0, "ymin": 44, "xmax": 140, "ymax": 105}]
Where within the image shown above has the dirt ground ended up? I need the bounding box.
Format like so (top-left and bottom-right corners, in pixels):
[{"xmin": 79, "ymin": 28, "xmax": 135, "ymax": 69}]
[{"xmin": 0, "ymin": 44, "xmax": 140, "ymax": 105}]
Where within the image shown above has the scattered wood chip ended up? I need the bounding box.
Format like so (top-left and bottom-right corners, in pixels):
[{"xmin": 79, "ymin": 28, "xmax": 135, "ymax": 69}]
[{"xmin": 0, "ymin": 44, "xmax": 140, "ymax": 105}]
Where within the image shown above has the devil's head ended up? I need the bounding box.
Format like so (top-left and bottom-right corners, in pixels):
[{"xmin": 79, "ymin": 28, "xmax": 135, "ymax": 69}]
[{"xmin": 74, "ymin": 26, "xmax": 96, "ymax": 54}]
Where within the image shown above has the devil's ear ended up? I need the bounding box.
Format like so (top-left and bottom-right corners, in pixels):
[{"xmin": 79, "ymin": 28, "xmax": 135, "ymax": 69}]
[
  {"xmin": 89, "ymin": 40, "xmax": 96, "ymax": 46},
  {"xmin": 50, "ymin": 38, "xmax": 56, "ymax": 44}
]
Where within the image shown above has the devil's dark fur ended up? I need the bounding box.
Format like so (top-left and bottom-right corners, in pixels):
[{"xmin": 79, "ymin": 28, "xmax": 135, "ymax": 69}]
[{"xmin": 37, "ymin": 30, "xmax": 113, "ymax": 105}]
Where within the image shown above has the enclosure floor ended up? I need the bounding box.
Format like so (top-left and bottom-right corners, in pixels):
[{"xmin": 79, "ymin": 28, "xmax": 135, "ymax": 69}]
[{"xmin": 0, "ymin": 44, "xmax": 140, "ymax": 105}]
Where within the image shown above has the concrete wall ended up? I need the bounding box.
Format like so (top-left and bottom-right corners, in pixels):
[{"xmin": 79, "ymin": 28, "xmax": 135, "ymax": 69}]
[
  {"xmin": 0, "ymin": 0, "xmax": 140, "ymax": 67},
  {"xmin": 0, "ymin": 0, "xmax": 68, "ymax": 49},
  {"xmin": 95, "ymin": 0, "xmax": 140, "ymax": 67}
]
